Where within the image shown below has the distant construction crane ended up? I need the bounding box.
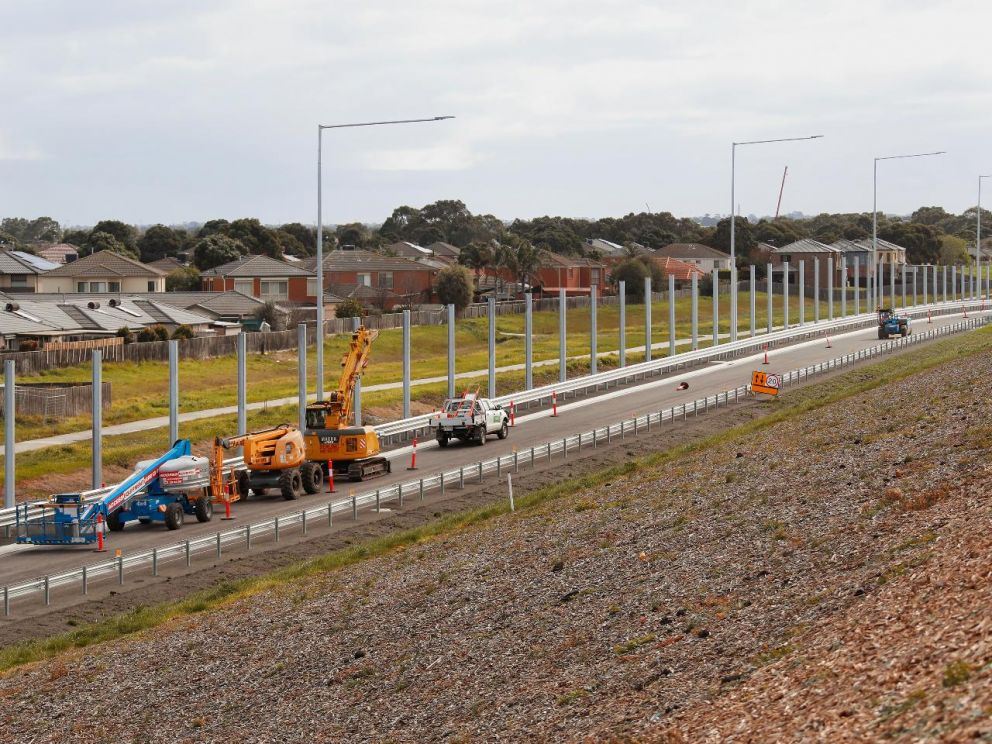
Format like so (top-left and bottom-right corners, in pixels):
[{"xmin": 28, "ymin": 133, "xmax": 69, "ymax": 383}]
[{"xmin": 774, "ymin": 166, "xmax": 788, "ymax": 219}]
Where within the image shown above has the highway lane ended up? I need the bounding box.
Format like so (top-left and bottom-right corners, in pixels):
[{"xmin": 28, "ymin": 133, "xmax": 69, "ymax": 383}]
[{"xmin": 0, "ymin": 308, "xmax": 985, "ymax": 588}]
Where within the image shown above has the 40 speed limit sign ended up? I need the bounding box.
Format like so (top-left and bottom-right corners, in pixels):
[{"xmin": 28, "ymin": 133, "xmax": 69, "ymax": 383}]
[{"xmin": 750, "ymin": 370, "xmax": 780, "ymax": 396}]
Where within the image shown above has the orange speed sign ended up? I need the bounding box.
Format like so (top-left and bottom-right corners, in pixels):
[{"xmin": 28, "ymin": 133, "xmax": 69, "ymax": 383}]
[{"xmin": 751, "ymin": 370, "xmax": 780, "ymax": 396}]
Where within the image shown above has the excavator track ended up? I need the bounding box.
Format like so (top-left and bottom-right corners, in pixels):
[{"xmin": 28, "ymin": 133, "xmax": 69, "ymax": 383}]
[{"xmin": 346, "ymin": 457, "xmax": 391, "ymax": 482}]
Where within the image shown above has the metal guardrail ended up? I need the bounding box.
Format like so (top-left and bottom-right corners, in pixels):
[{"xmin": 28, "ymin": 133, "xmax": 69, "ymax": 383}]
[{"xmin": 2, "ymin": 314, "xmax": 986, "ymax": 616}]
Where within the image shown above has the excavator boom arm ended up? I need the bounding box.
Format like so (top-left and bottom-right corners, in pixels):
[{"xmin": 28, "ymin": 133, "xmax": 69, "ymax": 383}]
[{"xmin": 327, "ymin": 327, "xmax": 378, "ymax": 427}]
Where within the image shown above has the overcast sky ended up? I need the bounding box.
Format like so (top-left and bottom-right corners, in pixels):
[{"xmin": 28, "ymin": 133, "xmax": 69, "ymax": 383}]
[{"xmin": 2, "ymin": 0, "xmax": 991, "ymax": 228}]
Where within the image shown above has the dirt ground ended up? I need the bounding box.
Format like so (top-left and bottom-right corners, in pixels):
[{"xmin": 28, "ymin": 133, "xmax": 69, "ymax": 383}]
[{"xmin": 0, "ymin": 397, "xmax": 769, "ymax": 649}]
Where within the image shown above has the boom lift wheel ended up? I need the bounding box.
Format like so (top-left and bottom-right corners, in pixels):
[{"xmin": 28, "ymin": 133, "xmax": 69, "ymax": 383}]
[
  {"xmin": 106, "ymin": 510, "xmax": 125, "ymax": 532},
  {"xmin": 194, "ymin": 495, "xmax": 213, "ymax": 523},
  {"xmin": 236, "ymin": 470, "xmax": 251, "ymax": 498},
  {"xmin": 164, "ymin": 502, "xmax": 184, "ymax": 530},
  {"xmin": 280, "ymin": 468, "xmax": 303, "ymax": 500}
]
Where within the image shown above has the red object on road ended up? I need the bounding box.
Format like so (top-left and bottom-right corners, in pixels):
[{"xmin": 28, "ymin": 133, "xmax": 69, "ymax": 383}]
[
  {"xmin": 328, "ymin": 462, "xmax": 335, "ymax": 493},
  {"xmin": 825, "ymin": 334, "xmax": 832, "ymax": 349},
  {"xmin": 676, "ymin": 381, "xmax": 689, "ymax": 391},
  {"xmin": 95, "ymin": 513, "xmax": 106, "ymax": 553},
  {"xmin": 510, "ymin": 400, "xmax": 516, "ymax": 427},
  {"xmin": 408, "ymin": 437, "xmax": 418, "ymax": 470},
  {"xmin": 551, "ymin": 391, "xmax": 558, "ymax": 417},
  {"xmin": 762, "ymin": 344, "xmax": 770, "ymax": 365},
  {"xmin": 221, "ymin": 497, "xmax": 234, "ymax": 521}
]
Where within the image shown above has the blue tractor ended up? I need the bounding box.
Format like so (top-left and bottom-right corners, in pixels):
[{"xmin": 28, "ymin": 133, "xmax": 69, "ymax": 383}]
[{"xmin": 878, "ymin": 307, "xmax": 912, "ymax": 340}]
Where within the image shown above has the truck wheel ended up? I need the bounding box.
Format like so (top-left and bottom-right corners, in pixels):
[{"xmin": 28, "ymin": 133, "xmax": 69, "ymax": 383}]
[
  {"xmin": 280, "ymin": 468, "xmax": 302, "ymax": 500},
  {"xmin": 236, "ymin": 470, "xmax": 251, "ymax": 498},
  {"xmin": 194, "ymin": 496, "xmax": 213, "ymax": 523},
  {"xmin": 878, "ymin": 329, "xmax": 886, "ymax": 340},
  {"xmin": 301, "ymin": 462, "xmax": 323, "ymax": 494},
  {"xmin": 138, "ymin": 518, "xmax": 152, "ymax": 525},
  {"xmin": 476, "ymin": 425, "xmax": 486, "ymax": 446},
  {"xmin": 106, "ymin": 510, "xmax": 125, "ymax": 532},
  {"xmin": 497, "ymin": 420, "xmax": 508, "ymax": 440},
  {"xmin": 164, "ymin": 502, "xmax": 184, "ymax": 530},
  {"xmin": 437, "ymin": 432, "xmax": 449, "ymax": 448}
]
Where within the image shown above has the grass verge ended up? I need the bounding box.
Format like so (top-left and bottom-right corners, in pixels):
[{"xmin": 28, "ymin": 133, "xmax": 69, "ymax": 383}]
[{"xmin": 2, "ymin": 324, "xmax": 989, "ymax": 674}]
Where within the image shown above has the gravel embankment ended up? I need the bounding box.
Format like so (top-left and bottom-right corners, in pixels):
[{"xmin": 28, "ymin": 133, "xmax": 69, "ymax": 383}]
[{"xmin": 1, "ymin": 348, "xmax": 990, "ymax": 742}]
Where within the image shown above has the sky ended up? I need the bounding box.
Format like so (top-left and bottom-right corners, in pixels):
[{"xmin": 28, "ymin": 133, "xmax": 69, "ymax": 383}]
[{"xmin": 2, "ymin": 0, "xmax": 991, "ymax": 228}]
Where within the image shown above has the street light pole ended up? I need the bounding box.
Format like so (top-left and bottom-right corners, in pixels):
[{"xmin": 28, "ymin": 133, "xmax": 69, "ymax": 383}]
[
  {"xmin": 979, "ymin": 175, "xmax": 991, "ymax": 299},
  {"xmin": 315, "ymin": 116, "xmax": 454, "ymax": 400},
  {"xmin": 730, "ymin": 134, "xmax": 822, "ymax": 341},
  {"xmin": 872, "ymin": 150, "xmax": 945, "ymax": 309}
]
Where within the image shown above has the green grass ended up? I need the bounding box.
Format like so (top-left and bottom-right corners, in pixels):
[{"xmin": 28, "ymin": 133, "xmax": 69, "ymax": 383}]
[
  {"xmin": 4, "ymin": 291, "xmax": 827, "ymax": 446},
  {"xmin": 2, "ymin": 322, "xmax": 989, "ymax": 674}
]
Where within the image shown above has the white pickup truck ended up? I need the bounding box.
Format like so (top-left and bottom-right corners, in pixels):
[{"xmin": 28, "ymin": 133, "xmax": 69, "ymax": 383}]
[{"xmin": 430, "ymin": 393, "xmax": 509, "ymax": 447}]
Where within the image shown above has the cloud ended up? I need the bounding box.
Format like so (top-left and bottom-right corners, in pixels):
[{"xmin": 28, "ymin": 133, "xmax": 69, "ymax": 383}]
[{"xmin": 0, "ymin": 132, "xmax": 47, "ymax": 161}]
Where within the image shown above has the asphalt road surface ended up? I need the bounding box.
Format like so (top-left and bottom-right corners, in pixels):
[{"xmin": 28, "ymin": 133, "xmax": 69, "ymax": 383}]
[{"xmin": 0, "ymin": 309, "xmax": 983, "ymax": 590}]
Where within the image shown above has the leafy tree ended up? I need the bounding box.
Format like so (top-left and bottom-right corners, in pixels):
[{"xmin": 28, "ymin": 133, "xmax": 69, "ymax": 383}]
[
  {"xmin": 152, "ymin": 325, "xmax": 169, "ymax": 341},
  {"xmin": 227, "ymin": 218, "xmax": 282, "ymax": 258},
  {"xmin": 166, "ymin": 266, "xmax": 201, "ymax": 291},
  {"xmin": 254, "ymin": 300, "xmax": 284, "ymax": 331},
  {"xmin": 0, "ymin": 228, "xmax": 21, "ymax": 248},
  {"xmin": 138, "ymin": 224, "xmax": 187, "ymax": 263},
  {"xmin": 610, "ymin": 259, "xmax": 650, "ymax": 300},
  {"xmin": 504, "ymin": 235, "xmax": 542, "ymax": 289},
  {"xmin": 938, "ymin": 235, "xmax": 970, "ymax": 265},
  {"xmin": 753, "ymin": 219, "xmax": 801, "ymax": 248},
  {"xmin": 1, "ymin": 216, "xmax": 62, "ymax": 243},
  {"xmin": 878, "ymin": 222, "xmax": 942, "ymax": 264},
  {"xmin": 379, "ymin": 205, "xmax": 421, "ymax": 242},
  {"xmin": 136, "ymin": 327, "xmax": 157, "ymax": 342},
  {"xmin": 334, "ymin": 297, "xmax": 365, "ymax": 319},
  {"xmin": 91, "ymin": 220, "xmax": 137, "ymax": 252},
  {"xmin": 911, "ymin": 206, "xmax": 951, "ymax": 226},
  {"xmin": 273, "ymin": 229, "xmax": 307, "ymax": 258},
  {"xmin": 82, "ymin": 231, "xmax": 138, "ymax": 260},
  {"xmin": 335, "ymin": 222, "xmax": 370, "ymax": 249},
  {"xmin": 706, "ymin": 217, "xmax": 754, "ymax": 267},
  {"xmin": 434, "ymin": 264, "xmax": 474, "ymax": 311},
  {"xmin": 279, "ymin": 223, "xmax": 316, "ymax": 254},
  {"xmin": 458, "ymin": 242, "xmax": 493, "ymax": 287},
  {"xmin": 192, "ymin": 234, "xmax": 245, "ymax": 270},
  {"xmin": 197, "ymin": 219, "xmax": 230, "ymax": 239},
  {"xmin": 62, "ymin": 228, "xmax": 90, "ymax": 247},
  {"xmin": 171, "ymin": 324, "xmax": 195, "ymax": 340}
]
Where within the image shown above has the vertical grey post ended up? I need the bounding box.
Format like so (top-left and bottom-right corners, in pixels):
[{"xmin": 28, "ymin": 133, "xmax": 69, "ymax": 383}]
[
  {"xmin": 749, "ymin": 265, "xmax": 756, "ymax": 338},
  {"xmin": 730, "ymin": 266, "xmax": 738, "ymax": 342},
  {"xmin": 402, "ymin": 310, "xmax": 411, "ymax": 419},
  {"xmin": 828, "ymin": 257, "xmax": 835, "ymax": 320},
  {"xmin": 297, "ymin": 324, "xmax": 307, "ymax": 430},
  {"xmin": 952, "ymin": 266, "xmax": 957, "ymax": 302},
  {"xmin": 352, "ymin": 317, "xmax": 362, "ymax": 426},
  {"xmin": 854, "ymin": 257, "xmax": 860, "ymax": 316},
  {"xmin": 557, "ymin": 289, "xmax": 566, "ymax": 383},
  {"xmin": 237, "ymin": 333, "xmax": 246, "ymax": 436},
  {"xmin": 913, "ymin": 267, "xmax": 918, "ymax": 307},
  {"xmin": 668, "ymin": 274, "xmax": 676, "ymax": 357},
  {"xmin": 711, "ymin": 267, "xmax": 719, "ymax": 347},
  {"xmin": 798, "ymin": 260, "xmax": 805, "ymax": 325},
  {"xmin": 840, "ymin": 259, "xmax": 847, "ymax": 318},
  {"xmin": 813, "ymin": 258, "xmax": 820, "ymax": 323},
  {"xmin": 168, "ymin": 340, "xmax": 178, "ymax": 443},
  {"xmin": 942, "ymin": 265, "xmax": 947, "ymax": 303},
  {"xmin": 690, "ymin": 273, "xmax": 699, "ymax": 350},
  {"xmin": 889, "ymin": 263, "xmax": 895, "ymax": 309},
  {"xmin": 525, "ymin": 293, "xmax": 534, "ymax": 386},
  {"xmin": 766, "ymin": 263, "xmax": 773, "ymax": 334},
  {"xmin": 643, "ymin": 277, "xmax": 652, "ymax": 362},
  {"xmin": 446, "ymin": 304, "xmax": 455, "ymax": 398},
  {"xmin": 91, "ymin": 350, "xmax": 102, "ymax": 490},
  {"xmin": 617, "ymin": 281, "xmax": 625, "ymax": 368},
  {"xmin": 901, "ymin": 266, "xmax": 907, "ymax": 310},
  {"xmin": 489, "ymin": 297, "xmax": 498, "ymax": 395},
  {"xmin": 783, "ymin": 261, "xmax": 790, "ymax": 329},
  {"xmin": 3, "ymin": 360, "xmax": 14, "ymax": 509},
  {"xmin": 590, "ymin": 284, "xmax": 598, "ymax": 374}
]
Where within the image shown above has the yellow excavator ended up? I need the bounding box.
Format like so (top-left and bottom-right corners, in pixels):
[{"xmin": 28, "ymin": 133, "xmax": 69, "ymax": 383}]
[
  {"xmin": 303, "ymin": 325, "xmax": 391, "ymax": 481},
  {"xmin": 219, "ymin": 424, "xmax": 323, "ymax": 500}
]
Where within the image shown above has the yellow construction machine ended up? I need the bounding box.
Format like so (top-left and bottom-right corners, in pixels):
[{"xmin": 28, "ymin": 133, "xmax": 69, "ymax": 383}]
[
  {"xmin": 219, "ymin": 424, "xmax": 323, "ymax": 500},
  {"xmin": 303, "ymin": 325, "xmax": 391, "ymax": 481}
]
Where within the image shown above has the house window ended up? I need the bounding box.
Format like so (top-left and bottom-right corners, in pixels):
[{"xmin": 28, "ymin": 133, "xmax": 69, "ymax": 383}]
[
  {"xmin": 307, "ymin": 278, "xmax": 317, "ymax": 297},
  {"xmin": 78, "ymin": 281, "xmax": 108, "ymax": 292},
  {"xmin": 147, "ymin": 281, "xmax": 156, "ymax": 292},
  {"xmin": 260, "ymin": 280, "xmax": 288, "ymax": 299},
  {"xmin": 591, "ymin": 269, "xmax": 601, "ymax": 284},
  {"xmin": 358, "ymin": 273, "xmax": 372, "ymax": 287},
  {"xmin": 379, "ymin": 272, "xmax": 393, "ymax": 290},
  {"xmin": 77, "ymin": 282, "xmax": 87, "ymax": 293},
  {"xmin": 234, "ymin": 279, "xmax": 254, "ymax": 295},
  {"xmin": 9, "ymin": 275, "xmax": 27, "ymax": 287},
  {"xmin": 109, "ymin": 281, "xmax": 121, "ymax": 293}
]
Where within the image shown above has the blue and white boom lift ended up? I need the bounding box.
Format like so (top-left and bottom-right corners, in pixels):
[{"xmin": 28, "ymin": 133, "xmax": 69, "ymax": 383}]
[{"xmin": 15, "ymin": 439, "xmax": 215, "ymax": 546}]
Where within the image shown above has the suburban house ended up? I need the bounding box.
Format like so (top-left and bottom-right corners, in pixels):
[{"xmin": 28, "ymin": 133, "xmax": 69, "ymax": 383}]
[
  {"xmin": 583, "ymin": 238, "xmax": 632, "ymax": 258},
  {"xmin": 0, "ymin": 292, "xmax": 221, "ymax": 349},
  {"xmin": 830, "ymin": 240, "xmax": 873, "ymax": 285},
  {"xmin": 305, "ymin": 249, "xmax": 439, "ymax": 308},
  {"xmin": 425, "ymin": 242, "xmax": 461, "ymax": 262},
  {"xmin": 34, "ymin": 250, "xmax": 167, "ymax": 293},
  {"xmin": 34, "ymin": 243, "xmax": 79, "ymax": 265},
  {"xmin": 533, "ymin": 253, "xmax": 607, "ymax": 295},
  {"xmin": 769, "ymin": 239, "xmax": 840, "ymax": 287},
  {"xmin": 859, "ymin": 238, "xmax": 907, "ymax": 266},
  {"xmin": 148, "ymin": 256, "xmax": 186, "ymax": 274},
  {"xmin": 653, "ymin": 256, "xmax": 706, "ymax": 284},
  {"xmin": 655, "ymin": 243, "xmax": 733, "ymax": 272},
  {"xmin": 385, "ymin": 241, "xmax": 433, "ymax": 259},
  {"xmin": 0, "ymin": 250, "xmax": 59, "ymax": 293},
  {"xmin": 200, "ymin": 254, "xmax": 316, "ymax": 303}
]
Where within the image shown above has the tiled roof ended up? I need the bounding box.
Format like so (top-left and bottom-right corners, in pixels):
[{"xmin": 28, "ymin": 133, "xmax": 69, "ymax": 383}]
[
  {"xmin": 655, "ymin": 243, "xmax": 731, "ymax": 260},
  {"xmin": 148, "ymin": 257, "xmax": 186, "ymax": 273},
  {"xmin": 325, "ymin": 283, "xmax": 399, "ymax": 302},
  {"xmin": 829, "ymin": 239, "xmax": 871, "ymax": 254},
  {"xmin": 0, "ymin": 250, "xmax": 50, "ymax": 275},
  {"xmin": 772, "ymin": 239, "xmax": 839, "ymax": 254},
  {"xmin": 541, "ymin": 252, "xmax": 606, "ymax": 269},
  {"xmin": 305, "ymin": 249, "xmax": 435, "ymax": 273},
  {"xmin": 426, "ymin": 241, "xmax": 461, "ymax": 258},
  {"xmin": 200, "ymin": 254, "xmax": 314, "ymax": 278},
  {"xmin": 658, "ymin": 256, "xmax": 706, "ymax": 281},
  {"xmin": 41, "ymin": 250, "xmax": 166, "ymax": 277},
  {"xmin": 385, "ymin": 241, "xmax": 432, "ymax": 258},
  {"xmin": 34, "ymin": 243, "xmax": 79, "ymax": 264}
]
